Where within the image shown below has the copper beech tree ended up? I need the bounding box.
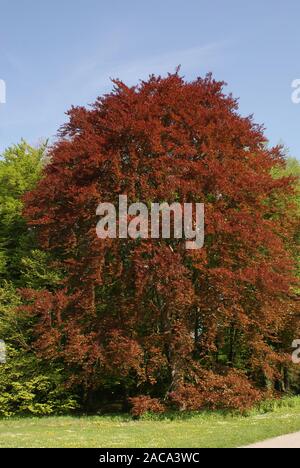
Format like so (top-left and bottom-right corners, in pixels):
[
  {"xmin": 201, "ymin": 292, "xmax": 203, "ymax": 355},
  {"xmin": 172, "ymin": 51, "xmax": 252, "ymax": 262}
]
[{"xmin": 23, "ymin": 73, "xmax": 299, "ymax": 413}]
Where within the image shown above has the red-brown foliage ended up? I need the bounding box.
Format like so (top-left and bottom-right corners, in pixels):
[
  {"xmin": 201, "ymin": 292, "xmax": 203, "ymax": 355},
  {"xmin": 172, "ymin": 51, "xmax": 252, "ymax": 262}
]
[
  {"xmin": 22, "ymin": 72, "xmax": 299, "ymax": 411},
  {"xmin": 129, "ymin": 396, "xmax": 165, "ymax": 417},
  {"xmin": 169, "ymin": 384, "xmax": 205, "ymax": 411},
  {"xmin": 169, "ymin": 370, "xmax": 262, "ymax": 412}
]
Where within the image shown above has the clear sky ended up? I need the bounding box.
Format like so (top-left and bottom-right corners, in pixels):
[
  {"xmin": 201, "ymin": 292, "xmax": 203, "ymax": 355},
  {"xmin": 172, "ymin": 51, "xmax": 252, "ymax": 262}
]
[{"xmin": 0, "ymin": 0, "xmax": 300, "ymax": 157}]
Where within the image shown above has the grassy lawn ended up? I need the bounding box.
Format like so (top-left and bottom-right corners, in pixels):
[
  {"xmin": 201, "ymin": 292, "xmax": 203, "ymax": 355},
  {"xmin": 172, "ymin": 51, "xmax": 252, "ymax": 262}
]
[{"xmin": 1, "ymin": 400, "xmax": 300, "ymax": 448}]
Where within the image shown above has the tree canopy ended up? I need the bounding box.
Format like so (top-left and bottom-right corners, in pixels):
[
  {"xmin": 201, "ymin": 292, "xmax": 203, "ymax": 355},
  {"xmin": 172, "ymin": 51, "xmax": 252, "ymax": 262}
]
[{"xmin": 19, "ymin": 73, "xmax": 299, "ymax": 412}]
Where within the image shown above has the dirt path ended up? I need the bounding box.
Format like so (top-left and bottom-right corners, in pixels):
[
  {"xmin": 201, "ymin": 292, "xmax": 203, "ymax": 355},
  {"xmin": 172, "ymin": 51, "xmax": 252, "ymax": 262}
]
[{"xmin": 245, "ymin": 432, "xmax": 300, "ymax": 448}]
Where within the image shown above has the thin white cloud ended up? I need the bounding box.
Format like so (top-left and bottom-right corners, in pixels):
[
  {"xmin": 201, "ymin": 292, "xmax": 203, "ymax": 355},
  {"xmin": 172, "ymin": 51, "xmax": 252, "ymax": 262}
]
[
  {"xmin": 0, "ymin": 41, "xmax": 228, "ymax": 151},
  {"xmin": 84, "ymin": 41, "xmax": 227, "ymax": 93}
]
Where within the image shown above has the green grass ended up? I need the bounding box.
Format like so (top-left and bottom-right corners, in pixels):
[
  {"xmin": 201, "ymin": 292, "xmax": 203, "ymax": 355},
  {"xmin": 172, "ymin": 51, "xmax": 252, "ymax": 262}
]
[{"xmin": 2, "ymin": 397, "xmax": 300, "ymax": 448}]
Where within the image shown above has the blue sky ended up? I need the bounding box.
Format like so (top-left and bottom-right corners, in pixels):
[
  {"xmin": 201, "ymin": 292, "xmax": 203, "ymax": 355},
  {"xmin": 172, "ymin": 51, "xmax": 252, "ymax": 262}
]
[{"xmin": 0, "ymin": 0, "xmax": 300, "ymax": 157}]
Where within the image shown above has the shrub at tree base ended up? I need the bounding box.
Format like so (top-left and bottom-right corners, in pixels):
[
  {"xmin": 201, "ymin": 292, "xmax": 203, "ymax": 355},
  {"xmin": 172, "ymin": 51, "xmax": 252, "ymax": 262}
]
[
  {"xmin": 169, "ymin": 371, "xmax": 262, "ymax": 412},
  {"xmin": 129, "ymin": 396, "xmax": 166, "ymax": 417}
]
